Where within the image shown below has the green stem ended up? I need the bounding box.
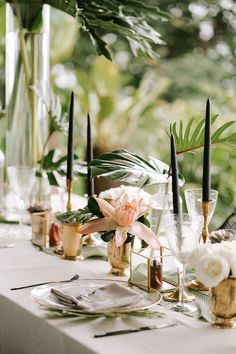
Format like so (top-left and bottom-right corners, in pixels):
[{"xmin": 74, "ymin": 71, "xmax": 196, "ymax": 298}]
[
  {"xmin": 15, "ymin": 4, "xmax": 31, "ymax": 84},
  {"xmin": 30, "ymin": 33, "xmax": 38, "ymax": 166}
]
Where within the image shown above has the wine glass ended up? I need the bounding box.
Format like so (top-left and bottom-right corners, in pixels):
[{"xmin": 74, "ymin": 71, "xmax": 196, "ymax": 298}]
[
  {"xmin": 163, "ymin": 213, "xmax": 203, "ymax": 313},
  {"xmin": 7, "ymin": 166, "xmax": 36, "ymax": 227},
  {"xmin": 185, "ymin": 189, "xmax": 218, "ymax": 229}
]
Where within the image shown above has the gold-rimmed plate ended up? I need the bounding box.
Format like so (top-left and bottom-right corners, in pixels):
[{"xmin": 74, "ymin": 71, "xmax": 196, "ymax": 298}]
[{"xmin": 31, "ymin": 279, "xmax": 162, "ymax": 314}]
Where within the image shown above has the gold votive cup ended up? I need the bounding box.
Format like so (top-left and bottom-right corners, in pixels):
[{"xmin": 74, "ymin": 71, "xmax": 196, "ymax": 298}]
[{"xmin": 61, "ymin": 223, "xmax": 83, "ymax": 260}]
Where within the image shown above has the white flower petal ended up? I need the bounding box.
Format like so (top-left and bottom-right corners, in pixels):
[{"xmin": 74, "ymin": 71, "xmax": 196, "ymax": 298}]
[{"xmin": 195, "ymin": 254, "xmax": 230, "ymax": 288}]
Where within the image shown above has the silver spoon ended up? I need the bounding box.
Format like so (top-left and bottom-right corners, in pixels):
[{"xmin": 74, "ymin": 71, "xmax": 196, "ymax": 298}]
[{"xmin": 11, "ymin": 274, "xmax": 79, "ymax": 291}]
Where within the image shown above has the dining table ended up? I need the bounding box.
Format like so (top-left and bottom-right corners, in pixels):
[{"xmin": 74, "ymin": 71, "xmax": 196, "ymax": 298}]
[{"xmin": 0, "ymin": 223, "xmax": 235, "ymax": 354}]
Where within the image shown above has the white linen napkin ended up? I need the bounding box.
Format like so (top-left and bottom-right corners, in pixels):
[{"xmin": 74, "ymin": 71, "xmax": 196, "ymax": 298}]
[{"xmin": 50, "ymin": 283, "xmax": 143, "ymax": 311}]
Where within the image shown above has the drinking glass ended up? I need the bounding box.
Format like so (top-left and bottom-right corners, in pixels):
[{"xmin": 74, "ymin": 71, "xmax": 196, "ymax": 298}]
[
  {"xmin": 163, "ymin": 213, "xmax": 203, "ymax": 313},
  {"xmin": 185, "ymin": 189, "xmax": 218, "ymax": 227},
  {"xmin": 7, "ymin": 166, "xmax": 36, "ymax": 227}
]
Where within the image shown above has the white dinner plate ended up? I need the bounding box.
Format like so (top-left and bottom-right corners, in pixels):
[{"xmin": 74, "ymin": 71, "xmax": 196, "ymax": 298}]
[{"xmin": 31, "ymin": 279, "xmax": 162, "ymax": 314}]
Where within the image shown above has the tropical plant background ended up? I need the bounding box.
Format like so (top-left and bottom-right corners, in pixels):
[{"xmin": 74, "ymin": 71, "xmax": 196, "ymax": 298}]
[{"xmin": 0, "ymin": 0, "xmax": 235, "ymax": 228}]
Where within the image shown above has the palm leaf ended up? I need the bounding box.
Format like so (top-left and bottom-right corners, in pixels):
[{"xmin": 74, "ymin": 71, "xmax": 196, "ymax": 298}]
[
  {"xmin": 169, "ymin": 115, "xmax": 236, "ymax": 154},
  {"xmin": 90, "ymin": 149, "xmax": 184, "ymax": 187}
]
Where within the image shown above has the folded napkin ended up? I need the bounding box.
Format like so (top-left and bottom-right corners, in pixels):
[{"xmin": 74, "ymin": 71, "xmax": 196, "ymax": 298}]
[{"xmin": 50, "ymin": 283, "xmax": 143, "ymax": 311}]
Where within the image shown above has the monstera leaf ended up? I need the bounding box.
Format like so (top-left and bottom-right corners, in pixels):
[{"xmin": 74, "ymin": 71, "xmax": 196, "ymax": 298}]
[
  {"xmin": 4, "ymin": 0, "xmax": 170, "ymax": 60},
  {"xmin": 90, "ymin": 149, "xmax": 184, "ymax": 187},
  {"xmin": 37, "ymin": 149, "xmax": 87, "ymax": 186}
]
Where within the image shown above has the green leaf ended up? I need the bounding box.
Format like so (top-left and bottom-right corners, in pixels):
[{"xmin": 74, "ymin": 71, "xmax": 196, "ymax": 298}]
[
  {"xmin": 90, "ymin": 149, "xmax": 170, "ymax": 186},
  {"xmin": 46, "ymin": 171, "xmax": 59, "ymax": 186},
  {"xmin": 88, "ymin": 29, "xmax": 112, "ymax": 61},
  {"xmin": 138, "ymin": 215, "xmax": 150, "ymax": 228},
  {"xmin": 182, "ymin": 117, "xmax": 195, "ymax": 150},
  {"xmin": 48, "ymin": 0, "xmax": 167, "ymax": 59},
  {"xmin": 42, "ymin": 150, "xmax": 55, "ymax": 170},
  {"xmin": 46, "ymin": 308, "xmax": 165, "ymax": 319},
  {"xmin": 211, "ymin": 121, "xmax": 236, "ymax": 142},
  {"xmin": 88, "ymin": 197, "xmax": 103, "ymax": 218},
  {"xmin": 141, "ymin": 239, "xmax": 149, "ymax": 248},
  {"xmin": 169, "ymin": 116, "xmax": 236, "ymax": 154},
  {"xmin": 100, "ymin": 230, "xmax": 115, "ymax": 242}
]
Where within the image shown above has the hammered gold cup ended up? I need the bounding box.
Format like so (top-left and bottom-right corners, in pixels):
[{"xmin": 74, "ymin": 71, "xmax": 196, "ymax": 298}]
[
  {"xmin": 108, "ymin": 238, "xmax": 131, "ymax": 276},
  {"xmin": 61, "ymin": 223, "xmax": 83, "ymax": 260},
  {"xmin": 210, "ymin": 278, "xmax": 236, "ymax": 329}
]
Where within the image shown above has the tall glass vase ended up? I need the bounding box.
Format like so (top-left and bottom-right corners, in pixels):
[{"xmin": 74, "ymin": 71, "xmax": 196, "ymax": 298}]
[{"xmin": 5, "ymin": 2, "xmax": 50, "ymax": 167}]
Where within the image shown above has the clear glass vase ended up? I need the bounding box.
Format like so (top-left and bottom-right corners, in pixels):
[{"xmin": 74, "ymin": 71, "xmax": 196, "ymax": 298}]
[
  {"xmin": 5, "ymin": 2, "xmax": 50, "ymax": 167},
  {"xmin": 148, "ymin": 182, "xmax": 173, "ymax": 236}
]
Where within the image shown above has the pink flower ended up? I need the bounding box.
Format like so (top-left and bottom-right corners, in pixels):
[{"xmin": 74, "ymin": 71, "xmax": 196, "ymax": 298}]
[{"xmin": 78, "ymin": 193, "xmax": 160, "ymax": 248}]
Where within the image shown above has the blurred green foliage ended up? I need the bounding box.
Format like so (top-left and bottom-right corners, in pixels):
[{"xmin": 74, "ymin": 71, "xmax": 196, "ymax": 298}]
[{"xmin": 0, "ymin": 1, "xmax": 235, "ymax": 227}]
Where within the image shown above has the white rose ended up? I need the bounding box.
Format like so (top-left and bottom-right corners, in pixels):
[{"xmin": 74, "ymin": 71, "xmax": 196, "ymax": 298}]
[
  {"xmin": 230, "ymin": 260, "xmax": 236, "ymax": 278},
  {"xmin": 99, "ymin": 186, "xmax": 124, "ymax": 200},
  {"xmin": 195, "ymin": 254, "xmax": 230, "ymax": 288},
  {"xmin": 219, "ymin": 241, "xmax": 236, "ymax": 260},
  {"xmin": 187, "ymin": 244, "xmax": 212, "ymax": 268},
  {"xmin": 99, "ymin": 186, "xmax": 150, "ymax": 205}
]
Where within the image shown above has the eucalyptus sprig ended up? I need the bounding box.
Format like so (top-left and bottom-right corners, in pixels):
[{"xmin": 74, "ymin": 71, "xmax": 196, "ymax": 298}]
[{"xmin": 168, "ymin": 115, "xmax": 236, "ymax": 155}]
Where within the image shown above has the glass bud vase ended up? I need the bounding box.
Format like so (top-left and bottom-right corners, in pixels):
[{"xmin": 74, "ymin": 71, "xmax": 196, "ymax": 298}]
[
  {"xmin": 5, "ymin": 2, "xmax": 50, "ymax": 167},
  {"xmin": 30, "ymin": 173, "xmax": 51, "ymax": 211},
  {"xmin": 149, "ymin": 182, "xmax": 173, "ymax": 236}
]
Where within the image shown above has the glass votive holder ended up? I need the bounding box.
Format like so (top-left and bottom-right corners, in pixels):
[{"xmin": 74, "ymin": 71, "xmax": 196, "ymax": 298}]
[
  {"xmin": 129, "ymin": 246, "xmax": 174, "ymax": 292},
  {"xmin": 31, "ymin": 210, "xmax": 51, "ymax": 248}
]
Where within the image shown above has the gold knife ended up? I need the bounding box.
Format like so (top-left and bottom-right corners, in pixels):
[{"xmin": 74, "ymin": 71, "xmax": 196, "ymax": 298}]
[{"xmin": 94, "ymin": 322, "xmax": 177, "ymax": 338}]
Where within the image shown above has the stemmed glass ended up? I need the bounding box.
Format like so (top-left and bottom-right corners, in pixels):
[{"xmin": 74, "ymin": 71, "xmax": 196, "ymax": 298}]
[
  {"xmin": 163, "ymin": 213, "xmax": 203, "ymax": 313},
  {"xmin": 185, "ymin": 189, "xmax": 218, "ymax": 230},
  {"xmin": 7, "ymin": 166, "xmax": 36, "ymax": 227}
]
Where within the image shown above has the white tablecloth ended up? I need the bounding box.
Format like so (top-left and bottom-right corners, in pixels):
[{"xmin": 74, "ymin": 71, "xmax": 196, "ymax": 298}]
[{"xmin": 0, "ymin": 225, "xmax": 235, "ymax": 354}]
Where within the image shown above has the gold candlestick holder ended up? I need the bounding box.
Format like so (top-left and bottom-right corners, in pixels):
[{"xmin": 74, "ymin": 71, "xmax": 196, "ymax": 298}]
[
  {"xmin": 202, "ymin": 200, "xmax": 210, "ymax": 243},
  {"xmin": 187, "ymin": 200, "xmax": 210, "ymax": 292},
  {"xmin": 163, "ymin": 287, "xmax": 195, "ymax": 302},
  {"xmin": 66, "ymin": 179, "xmax": 74, "ymax": 211},
  {"xmin": 163, "ymin": 272, "xmax": 195, "ymax": 303}
]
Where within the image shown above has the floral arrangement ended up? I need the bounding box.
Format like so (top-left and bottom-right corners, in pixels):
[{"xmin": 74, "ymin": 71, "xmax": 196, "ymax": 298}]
[
  {"xmin": 188, "ymin": 241, "xmax": 236, "ymax": 288},
  {"xmin": 78, "ymin": 186, "xmax": 160, "ymax": 249}
]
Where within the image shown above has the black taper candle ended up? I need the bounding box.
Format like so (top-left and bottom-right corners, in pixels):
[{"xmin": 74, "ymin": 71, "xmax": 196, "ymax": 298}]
[
  {"xmin": 171, "ymin": 134, "xmax": 181, "ymax": 215},
  {"xmin": 86, "ymin": 113, "xmax": 95, "ymax": 196},
  {"xmin": 202, "ymin": 98, "xmax": 211, "ymax": 202},
  {"xmin": 66, "ymin": 91, "xmax": 74, "ymax": 180}
]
